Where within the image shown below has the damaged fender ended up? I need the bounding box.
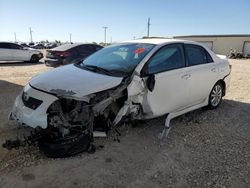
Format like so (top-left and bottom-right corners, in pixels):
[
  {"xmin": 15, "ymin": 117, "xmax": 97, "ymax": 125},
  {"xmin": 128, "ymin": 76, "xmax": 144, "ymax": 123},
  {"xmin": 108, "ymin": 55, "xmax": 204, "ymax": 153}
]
[{"xmin": 113, "ymin": 74, "xmax": 149, "ymax": 125}]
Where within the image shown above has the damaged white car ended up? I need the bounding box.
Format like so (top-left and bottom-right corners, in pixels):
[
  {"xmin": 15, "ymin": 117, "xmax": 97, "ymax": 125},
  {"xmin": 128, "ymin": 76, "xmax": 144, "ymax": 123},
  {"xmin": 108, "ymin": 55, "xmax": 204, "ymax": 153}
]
[{"xmin": 4, "ymin": 39, "xmax": 231, "ymax": 157}]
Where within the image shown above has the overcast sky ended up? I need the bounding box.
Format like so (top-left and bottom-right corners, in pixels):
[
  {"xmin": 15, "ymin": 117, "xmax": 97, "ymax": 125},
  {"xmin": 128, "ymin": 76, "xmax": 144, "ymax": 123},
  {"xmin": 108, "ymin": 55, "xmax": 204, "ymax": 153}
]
[{"xmin": 0, "ymin": 0, "xmax": 250, "ymax": 43}]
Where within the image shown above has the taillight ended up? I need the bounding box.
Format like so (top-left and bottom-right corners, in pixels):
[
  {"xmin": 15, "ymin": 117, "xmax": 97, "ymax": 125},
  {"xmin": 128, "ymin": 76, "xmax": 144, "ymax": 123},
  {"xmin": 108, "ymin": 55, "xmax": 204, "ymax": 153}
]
[{"xmin": 56, "ymin": 51, "xmax": 71, "ymax": 57}]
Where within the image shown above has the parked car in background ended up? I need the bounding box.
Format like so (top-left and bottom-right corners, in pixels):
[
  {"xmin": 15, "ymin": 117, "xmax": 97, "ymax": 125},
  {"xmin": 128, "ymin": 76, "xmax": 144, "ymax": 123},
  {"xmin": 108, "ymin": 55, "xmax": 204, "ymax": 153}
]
[
  {"xmin": 19, "ymin": 43, "xmax": 30, "ymax": 48},
  {"xmin": 45, "ymin": 43, "xmax": 58, "ymax": 49},
  {"xmin": 33, "ymin": 43, "xmax": 45, "ymax": 49},
  {"xmin": 28, "ymin": 42, "xmax": 35, "ymax": 46},
  {"xmin": 6, "ymin": 39, "xmax": 231, "ymax": 157},
  {"xmin": 0, "ymin": 42, "xmax": 43, "ymax": 63},
  {"xmin": 44, "ymin": 43, "xmax": 103, "ymax": 67}
]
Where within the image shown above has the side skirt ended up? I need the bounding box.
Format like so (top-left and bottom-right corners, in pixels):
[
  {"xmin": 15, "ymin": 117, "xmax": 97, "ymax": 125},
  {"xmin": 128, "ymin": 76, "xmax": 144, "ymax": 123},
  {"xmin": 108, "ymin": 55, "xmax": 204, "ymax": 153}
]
[{"xmin": 158, "ymin": 97, "xmax": 209, "ymax": 140}]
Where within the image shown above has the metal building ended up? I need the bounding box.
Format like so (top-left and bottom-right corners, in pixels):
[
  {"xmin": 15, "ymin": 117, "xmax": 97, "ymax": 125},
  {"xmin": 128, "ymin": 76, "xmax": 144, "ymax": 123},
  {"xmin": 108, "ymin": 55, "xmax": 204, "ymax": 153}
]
[{"xmin": 174, "ymin": 34, "xmax": 250, "ymax": 56}]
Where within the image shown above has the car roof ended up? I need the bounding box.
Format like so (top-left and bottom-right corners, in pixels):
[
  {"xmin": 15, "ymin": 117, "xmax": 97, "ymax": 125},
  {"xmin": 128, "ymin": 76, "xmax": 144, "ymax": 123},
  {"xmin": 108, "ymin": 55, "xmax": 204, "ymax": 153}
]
[
  {"xmin": 51, "ymin": 43, "xmax": 99, "ymax": 51},
  {"xmin": 123, "ymin": 38, "xmax": 216, "ymax": 58},
  {"xmin": 123, "ymin": 38, "xmax": 188, "ymax": 45},
  {"xmin": 0, "ymin": 42, "xmax": 16, "ymax": 44}
]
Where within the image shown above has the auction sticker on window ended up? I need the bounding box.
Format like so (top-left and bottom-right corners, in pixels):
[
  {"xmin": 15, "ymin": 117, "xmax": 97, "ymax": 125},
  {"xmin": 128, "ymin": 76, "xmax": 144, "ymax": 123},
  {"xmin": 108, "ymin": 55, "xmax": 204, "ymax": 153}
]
[{"xmin": 134, "ymin": 48, "xmax": 145, "ymax": 54}]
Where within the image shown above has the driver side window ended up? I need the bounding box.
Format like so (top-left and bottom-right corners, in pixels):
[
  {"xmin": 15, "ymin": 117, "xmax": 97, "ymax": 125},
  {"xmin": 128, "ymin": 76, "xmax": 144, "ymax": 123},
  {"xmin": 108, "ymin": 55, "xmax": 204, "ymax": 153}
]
[{"xmin": 147, "ymin": 44, "xmax": 185, "ymax": 74}]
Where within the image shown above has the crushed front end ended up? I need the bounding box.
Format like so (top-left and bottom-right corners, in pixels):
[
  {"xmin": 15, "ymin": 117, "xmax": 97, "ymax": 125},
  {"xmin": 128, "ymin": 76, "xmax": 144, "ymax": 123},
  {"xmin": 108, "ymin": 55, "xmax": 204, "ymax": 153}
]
[{"xmin": 4, "ymin": 82, "xmax": 128, "ymax": 158}]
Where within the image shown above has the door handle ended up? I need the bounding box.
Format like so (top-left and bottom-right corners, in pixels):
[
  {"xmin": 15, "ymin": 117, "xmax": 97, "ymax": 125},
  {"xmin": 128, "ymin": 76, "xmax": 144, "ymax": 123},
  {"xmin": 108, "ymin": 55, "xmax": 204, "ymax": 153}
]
[
  {"xmin": 211, "ymin": 68, "xmax": 216, "ymax": 72},
  {"xmin": 181, "ymin": 74, "xmax": 191, "ymax": 79}
]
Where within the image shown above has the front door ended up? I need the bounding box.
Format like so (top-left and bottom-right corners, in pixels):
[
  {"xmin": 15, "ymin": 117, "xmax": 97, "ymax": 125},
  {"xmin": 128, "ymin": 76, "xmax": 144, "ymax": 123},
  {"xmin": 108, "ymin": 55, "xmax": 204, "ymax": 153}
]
[
  {"xmin": 9, "ymin": 43, "xmax": 30, "ymax": 61},
  {"xmin": 141, "ymin": 43, "xmax": 189, "ymax": 117}
]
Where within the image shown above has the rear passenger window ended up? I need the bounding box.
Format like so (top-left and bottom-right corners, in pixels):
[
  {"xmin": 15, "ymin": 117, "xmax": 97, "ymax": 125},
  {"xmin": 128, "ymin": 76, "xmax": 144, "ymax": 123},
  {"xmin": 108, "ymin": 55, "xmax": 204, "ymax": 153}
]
[
  {"xmin": 77, "ymin": 45, "xmax": 92, "ymax": 54},
  {"xmin": 185, "ymin": 44, "xmax": 207, "ymax": 66},
  {"xmin": 94, "ymin": 45, "xmax": 103, "ymax": 51},
  {"xmin": 206, "ymin": 51, "xmax": 214, "ymax": 63},
  {"xmin": 147, "ymin": 44, "xmax": 185, "ymax": 74}
]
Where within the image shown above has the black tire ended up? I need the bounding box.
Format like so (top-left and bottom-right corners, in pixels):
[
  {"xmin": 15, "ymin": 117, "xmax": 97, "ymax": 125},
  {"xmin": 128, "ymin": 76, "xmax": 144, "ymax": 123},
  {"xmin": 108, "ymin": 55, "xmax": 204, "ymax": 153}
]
[
  {"xmin": 38, "ymin": 133, "xmax": 91, "ymax": 158},
  {"xmin": 208, "ymin": 82, "xmax": 223, "ymax": 109},
  {"xmin": 30, "ymin": 54, "xmax": 39, "ymax": 63}
]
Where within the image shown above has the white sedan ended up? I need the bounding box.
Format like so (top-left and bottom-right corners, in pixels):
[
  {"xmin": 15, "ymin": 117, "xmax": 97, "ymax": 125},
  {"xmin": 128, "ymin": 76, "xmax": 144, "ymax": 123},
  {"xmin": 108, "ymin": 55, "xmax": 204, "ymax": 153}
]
[
  {"xmin": 6, "ymin": 38, "xmax": 231, "ymax": 157},
  {"xmin": 0, "ymin": 42, "xmax": 43, "ymax": 62}
]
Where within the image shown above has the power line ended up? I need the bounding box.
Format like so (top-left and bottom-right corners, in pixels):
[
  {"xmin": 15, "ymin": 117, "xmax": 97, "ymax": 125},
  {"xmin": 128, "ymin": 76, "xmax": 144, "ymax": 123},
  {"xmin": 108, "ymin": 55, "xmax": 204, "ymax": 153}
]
[
  {"xmin": 29, "ymin": 27, "xmax": 33, "ymax": 42},
  {"xmin": 147, "ymin": 17, "xmax": 151, "ymax": 38},
  {"xmin": 103, "ymin": 26, "xmax": 108, "ymax": 45},
  {"xmin": 14, "ymin": 32, "xmax": 16, "ymax": 42}
]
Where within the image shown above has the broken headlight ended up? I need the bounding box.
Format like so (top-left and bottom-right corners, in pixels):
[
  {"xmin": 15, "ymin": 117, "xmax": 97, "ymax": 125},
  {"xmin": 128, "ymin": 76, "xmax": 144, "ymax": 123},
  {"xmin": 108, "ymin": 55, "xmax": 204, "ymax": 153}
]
[{"xmin": 22, "ymin": 91, "xmax": 43, "ymax": 110}]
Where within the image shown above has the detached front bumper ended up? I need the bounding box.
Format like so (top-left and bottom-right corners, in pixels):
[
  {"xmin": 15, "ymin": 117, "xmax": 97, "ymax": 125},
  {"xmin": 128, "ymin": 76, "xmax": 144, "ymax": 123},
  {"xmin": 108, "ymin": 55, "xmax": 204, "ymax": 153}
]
[{"xmin": 9, "ymin": 84, "xmax": 58, "ymax": 129}]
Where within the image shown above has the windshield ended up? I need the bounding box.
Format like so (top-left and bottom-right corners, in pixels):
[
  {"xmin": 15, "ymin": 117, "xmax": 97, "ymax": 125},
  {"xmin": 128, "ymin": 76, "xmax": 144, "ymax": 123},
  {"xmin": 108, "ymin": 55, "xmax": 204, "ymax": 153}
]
[{"xmin": 78, "ymin": 43, "xmax": 155, "ymax": 77}]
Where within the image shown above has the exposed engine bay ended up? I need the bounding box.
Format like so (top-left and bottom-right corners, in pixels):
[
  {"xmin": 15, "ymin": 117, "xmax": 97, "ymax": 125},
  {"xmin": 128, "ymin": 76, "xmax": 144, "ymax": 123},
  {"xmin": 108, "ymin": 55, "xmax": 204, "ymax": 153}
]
[{"xmin": 3, "ymin": 81, "xmax": 139, "ymax": 158}]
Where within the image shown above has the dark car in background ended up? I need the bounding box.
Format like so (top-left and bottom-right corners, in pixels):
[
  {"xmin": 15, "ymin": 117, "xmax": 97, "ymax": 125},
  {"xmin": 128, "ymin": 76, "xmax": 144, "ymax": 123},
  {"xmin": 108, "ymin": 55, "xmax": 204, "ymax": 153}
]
[
  {"xmin": 19, "ymin": 43, "xmax": 30, "ymax": 48},
  {"xmin": 44, "ymin": 43, "xmax": 103, "ymax": 67},
  {"xmin": 45, "ymin": 43, "xmax": 58, "ymax": 49},
  {"xmin": 33, "ymin": 43, "xmax": 45, "ymax": 49}
]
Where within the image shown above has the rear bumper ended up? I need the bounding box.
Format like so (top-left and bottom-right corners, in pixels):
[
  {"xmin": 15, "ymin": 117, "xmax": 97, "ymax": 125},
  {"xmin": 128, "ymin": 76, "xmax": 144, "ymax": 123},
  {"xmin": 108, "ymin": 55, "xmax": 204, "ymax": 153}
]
[
  {"xmin": 9, "ymin": 84, "xmax": 58, "ymax": 129},
  {"xmin": 44, "ymin": 58, "xmax": 62, "ymax": 67},
  {"xmin": 223, "ymin": 73, "xmax": 231, "ymax": 95}
]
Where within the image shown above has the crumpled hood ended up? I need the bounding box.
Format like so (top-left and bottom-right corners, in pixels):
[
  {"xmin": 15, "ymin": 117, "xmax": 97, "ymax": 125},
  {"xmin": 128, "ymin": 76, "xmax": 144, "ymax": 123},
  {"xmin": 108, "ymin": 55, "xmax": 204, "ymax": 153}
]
[{"xmin": 29, "ymin": 64, "xmax": 123, "ymax": 98}]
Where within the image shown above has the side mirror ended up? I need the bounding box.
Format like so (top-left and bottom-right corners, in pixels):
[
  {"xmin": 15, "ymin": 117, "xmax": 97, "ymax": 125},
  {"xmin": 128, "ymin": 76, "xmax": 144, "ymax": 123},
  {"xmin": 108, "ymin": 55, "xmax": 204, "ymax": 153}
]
[{"xmin": 146, "ymin": 74, "xmax": 155, "ymax": 92}]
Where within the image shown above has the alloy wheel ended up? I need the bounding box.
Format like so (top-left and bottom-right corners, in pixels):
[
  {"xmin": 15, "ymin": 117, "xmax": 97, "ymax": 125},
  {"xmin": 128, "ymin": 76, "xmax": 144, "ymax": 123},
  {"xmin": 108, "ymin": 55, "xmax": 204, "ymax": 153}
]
[{"xmin": 210, "ymin": 84, "xmax": 222, "ymax": 107}]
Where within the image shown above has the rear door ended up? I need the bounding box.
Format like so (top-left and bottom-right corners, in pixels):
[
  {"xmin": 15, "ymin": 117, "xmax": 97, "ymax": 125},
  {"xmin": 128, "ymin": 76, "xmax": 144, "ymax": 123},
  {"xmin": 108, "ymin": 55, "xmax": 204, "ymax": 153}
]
[
  {"xmin": 184, "ymin": 44, "xmax": 219, "ymax": 105},
  {"xmin": 141, "ymin": 43, "xmax": 189, "ymax": 116},
  {"xmin": 0, "ymin": 43, "xmax": 12, "ymax": 61}
]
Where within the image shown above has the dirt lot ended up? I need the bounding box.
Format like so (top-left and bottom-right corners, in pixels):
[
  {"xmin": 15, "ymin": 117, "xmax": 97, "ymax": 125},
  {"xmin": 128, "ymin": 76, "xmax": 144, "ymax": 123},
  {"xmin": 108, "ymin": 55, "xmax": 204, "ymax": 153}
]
[{"xmin": 0, "ymin": 60, "xmax": 249, "ymax": 188}]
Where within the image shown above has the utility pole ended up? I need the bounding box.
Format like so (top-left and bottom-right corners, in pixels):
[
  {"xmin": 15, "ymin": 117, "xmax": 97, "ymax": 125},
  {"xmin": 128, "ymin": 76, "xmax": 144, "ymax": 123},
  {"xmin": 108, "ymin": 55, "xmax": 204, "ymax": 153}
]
[
  {"xmin": 14, "ymin": 32, "xmax": 16, "ymax": 42},
  {"xmin": 29, "ymin": 27, "xmax": 33, "ymax": 42},
  {"xmin": 70, "ymin": 33, "xmax": 72, "ymax": 43},
  {"xmin": 147, "ymin": 17, "xmax": 151, "ymax": 38},
  {"xmin": 103, "ymin": 26, "xmax": 108, "ymax": 45}
]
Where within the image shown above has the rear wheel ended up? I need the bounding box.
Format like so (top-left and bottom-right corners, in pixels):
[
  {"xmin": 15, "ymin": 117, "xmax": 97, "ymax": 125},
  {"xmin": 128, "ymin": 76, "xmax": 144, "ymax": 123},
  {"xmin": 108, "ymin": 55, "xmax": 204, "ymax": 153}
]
[
  {"xmin": 30, "ymin": 54, "xmax": 39, "ymax": 63},
  {"xmin": 208, "ymin": 82, "xmax": 223, "ymax": 109}
]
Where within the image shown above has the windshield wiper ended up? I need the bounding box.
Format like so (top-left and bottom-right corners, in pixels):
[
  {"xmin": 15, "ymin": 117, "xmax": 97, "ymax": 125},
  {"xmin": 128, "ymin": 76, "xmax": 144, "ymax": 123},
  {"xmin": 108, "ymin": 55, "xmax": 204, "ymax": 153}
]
[{"xmin": 83, "ymin": 65, "xmax": 113, "ymax": 76}]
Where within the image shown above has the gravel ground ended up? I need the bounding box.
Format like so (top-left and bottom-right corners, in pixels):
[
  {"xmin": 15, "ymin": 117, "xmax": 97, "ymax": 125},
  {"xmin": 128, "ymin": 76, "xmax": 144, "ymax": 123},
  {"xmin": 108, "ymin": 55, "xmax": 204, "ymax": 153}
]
[{"xmin": 0, "ymin": 59, "xmax": 249, "ymax": 188}]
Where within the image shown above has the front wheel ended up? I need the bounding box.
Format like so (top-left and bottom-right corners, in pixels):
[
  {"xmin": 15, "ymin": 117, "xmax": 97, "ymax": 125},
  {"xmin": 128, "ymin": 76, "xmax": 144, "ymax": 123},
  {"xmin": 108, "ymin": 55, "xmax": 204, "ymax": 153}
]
[
  {"xmin": 208, "ymin": 82, "xmax": 223, "ymax": 109},
  {"xmin": 38, "ymin": 132, "xmax": 92, "ymax": 158},
  {"xmin": 30, "ymin": 54, "xmax": 39, "ymax": 63}
]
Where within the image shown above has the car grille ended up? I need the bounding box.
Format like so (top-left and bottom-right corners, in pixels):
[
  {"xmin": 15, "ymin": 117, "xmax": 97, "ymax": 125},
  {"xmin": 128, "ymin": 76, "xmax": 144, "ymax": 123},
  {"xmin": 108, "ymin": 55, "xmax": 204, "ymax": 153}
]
[{"xmin": 22, "ymin": 92, "xmax": 43, "ymax": 110}]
